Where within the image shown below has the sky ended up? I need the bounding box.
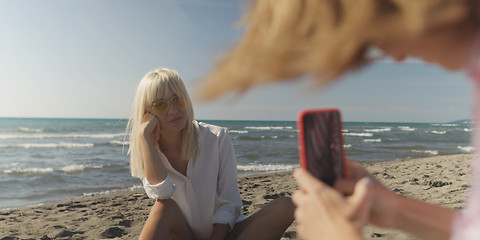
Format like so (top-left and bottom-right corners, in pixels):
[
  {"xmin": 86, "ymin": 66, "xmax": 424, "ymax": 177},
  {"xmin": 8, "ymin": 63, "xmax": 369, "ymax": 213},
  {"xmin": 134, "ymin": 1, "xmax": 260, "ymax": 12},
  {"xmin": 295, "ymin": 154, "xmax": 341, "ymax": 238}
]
[{"xmin": 0, "ymin": 0, "xmax": 475, "ymax": 122}]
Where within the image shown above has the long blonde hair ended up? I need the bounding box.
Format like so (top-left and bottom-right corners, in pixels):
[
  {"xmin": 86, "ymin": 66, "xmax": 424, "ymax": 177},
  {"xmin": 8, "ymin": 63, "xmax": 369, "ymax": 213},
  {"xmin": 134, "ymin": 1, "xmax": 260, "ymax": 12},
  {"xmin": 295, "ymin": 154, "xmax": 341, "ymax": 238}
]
[
  {"xmin": 199, "ymin": 0, "xmax": 477, "ymax": 100},
  {"xmin": 127, "ymin": 68, "xmax": 199, "ymax": 178}
]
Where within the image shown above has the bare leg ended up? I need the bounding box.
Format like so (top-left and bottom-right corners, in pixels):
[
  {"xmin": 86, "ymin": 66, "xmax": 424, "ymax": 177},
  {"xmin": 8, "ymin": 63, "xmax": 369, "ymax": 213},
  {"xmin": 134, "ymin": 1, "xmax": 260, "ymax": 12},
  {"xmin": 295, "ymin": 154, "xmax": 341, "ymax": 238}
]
[
  {"xmin": 226, "ymin": 197, "xmax": 295, "ymax": 240},
  {"xmin": 139, "ymin": 199, "xmax": 197, "ymax": 240}
]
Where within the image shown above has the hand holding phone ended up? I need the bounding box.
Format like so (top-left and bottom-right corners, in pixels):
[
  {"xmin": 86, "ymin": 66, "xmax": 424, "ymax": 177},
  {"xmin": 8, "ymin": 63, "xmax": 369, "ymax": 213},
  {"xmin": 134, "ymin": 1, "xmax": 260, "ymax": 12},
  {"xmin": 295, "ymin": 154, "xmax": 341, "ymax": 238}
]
[{"xmin": 298, "ymin": 108, "xmax": 347, "ymax": 186}]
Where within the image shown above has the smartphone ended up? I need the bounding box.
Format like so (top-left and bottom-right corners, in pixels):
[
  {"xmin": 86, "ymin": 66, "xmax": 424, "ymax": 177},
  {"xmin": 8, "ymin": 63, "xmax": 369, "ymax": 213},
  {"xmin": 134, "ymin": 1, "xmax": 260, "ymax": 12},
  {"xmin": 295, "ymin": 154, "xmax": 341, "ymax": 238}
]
[{"xmin": 297, "ymin": 108, "xmax": 347, "ymax": 186}]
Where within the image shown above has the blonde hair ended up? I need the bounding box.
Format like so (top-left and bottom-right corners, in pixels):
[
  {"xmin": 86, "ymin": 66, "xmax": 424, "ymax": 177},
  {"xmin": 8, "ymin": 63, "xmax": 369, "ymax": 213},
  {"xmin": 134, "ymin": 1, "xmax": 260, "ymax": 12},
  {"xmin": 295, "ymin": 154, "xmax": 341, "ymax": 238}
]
[
  {"xmin": 199, "ymin": 0, "xmax": 476, "ymax": 100},
  {"xmin": 127, "ymin": 68, "xmax": 199, "ymax": 178}
]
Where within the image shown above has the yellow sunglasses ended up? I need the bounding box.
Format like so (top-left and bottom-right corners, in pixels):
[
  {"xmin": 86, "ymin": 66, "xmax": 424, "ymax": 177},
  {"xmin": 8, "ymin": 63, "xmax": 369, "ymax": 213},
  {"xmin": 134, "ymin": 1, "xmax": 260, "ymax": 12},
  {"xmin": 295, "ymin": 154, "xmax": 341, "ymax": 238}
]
[{"xmin": 151, "ymin": 94, "xmax": 185, "ymax": 115}]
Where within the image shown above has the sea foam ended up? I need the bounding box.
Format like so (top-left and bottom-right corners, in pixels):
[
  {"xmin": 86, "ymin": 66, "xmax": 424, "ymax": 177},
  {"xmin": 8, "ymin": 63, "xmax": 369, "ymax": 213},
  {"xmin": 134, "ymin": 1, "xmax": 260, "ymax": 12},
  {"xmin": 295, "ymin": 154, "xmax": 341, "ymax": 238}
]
[
  {"xmin": 364, "ymin": 128, "xmax": 392, "ymax": 132},
  {"xmin": 0, "ymin": 133, "xmax": 126, "ymax": 140},
  {"xmin": 3, "ymin": 167, "xmax": 54, "ymax": 174},
  {"xmin": 237, "ymin": 164, "xmax": 298, "ymax": 172},
  {"xmin": 0, "ymin": 143, "xmax": 94, "ymax": 149},
  {"xmin": 18, "ymin": 127, "xmax": 44, "ymax": 133},
  {"xmin": 343, "ymin": 132, "xmax": 374, "ymax": 137},
  {"xmin": 399, "ymin": 126, "xmax": 416, "ymax": 131},
  {"xmin": 412, "ymin": 150, "xmax": 438, "ymax": 155},
  {"xmin": 108, "ymin": 140, "xmax": 129, "ymax": 146},
  {"xmin": 228, "ymin": 130, "xmax": 248, "ymax": 134},
  {"xmin": 83, "ymin": 184, "xmax": 143, "ymax": 198},
  {"xmin": 457, "ymin": 146, "xmax": 474, "ymax": 153},
  {"xmin": 58, "ymin": 164, "xmax": 103, "ymax": 173},
  {"xmin": 429, "ymin": 130, "xmax": 447, "ymax": 135},
  {"xmin": 245, "ymin": 126, "xmax": 293, "ymax": 131}
]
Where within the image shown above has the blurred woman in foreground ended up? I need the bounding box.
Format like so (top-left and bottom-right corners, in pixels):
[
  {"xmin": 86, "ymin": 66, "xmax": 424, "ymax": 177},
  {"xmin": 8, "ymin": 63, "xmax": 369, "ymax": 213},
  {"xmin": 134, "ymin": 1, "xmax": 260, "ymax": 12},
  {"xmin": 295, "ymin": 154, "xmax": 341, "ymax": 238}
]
[{"xmin": 200, "ymin": 1, "xmax": 480, "ymax": 239}]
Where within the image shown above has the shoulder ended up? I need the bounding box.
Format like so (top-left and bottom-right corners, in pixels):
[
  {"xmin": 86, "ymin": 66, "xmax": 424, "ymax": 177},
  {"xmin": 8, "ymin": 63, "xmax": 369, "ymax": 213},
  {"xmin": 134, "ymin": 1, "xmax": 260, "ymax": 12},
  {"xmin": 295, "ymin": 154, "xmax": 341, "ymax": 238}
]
[{"xmin": 196, "ymin": 121, "xmax": 229, "ymax": 138}]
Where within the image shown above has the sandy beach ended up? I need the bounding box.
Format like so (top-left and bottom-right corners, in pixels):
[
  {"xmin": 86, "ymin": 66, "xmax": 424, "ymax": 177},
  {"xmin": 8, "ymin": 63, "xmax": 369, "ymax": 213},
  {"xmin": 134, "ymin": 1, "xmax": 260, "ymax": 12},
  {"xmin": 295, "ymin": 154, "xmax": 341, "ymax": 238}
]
[{"xmin": 0, "ymin": 154, "xmax": 473, "ymax": 239}]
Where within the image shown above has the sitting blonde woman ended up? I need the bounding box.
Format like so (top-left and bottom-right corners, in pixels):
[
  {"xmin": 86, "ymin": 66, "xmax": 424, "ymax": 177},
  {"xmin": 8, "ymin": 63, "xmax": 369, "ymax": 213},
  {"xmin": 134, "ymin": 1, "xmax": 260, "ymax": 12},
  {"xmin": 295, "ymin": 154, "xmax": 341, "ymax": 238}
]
[{"xmin": 126, "ymin": 67, "xmax": 294, "ymax": 240}]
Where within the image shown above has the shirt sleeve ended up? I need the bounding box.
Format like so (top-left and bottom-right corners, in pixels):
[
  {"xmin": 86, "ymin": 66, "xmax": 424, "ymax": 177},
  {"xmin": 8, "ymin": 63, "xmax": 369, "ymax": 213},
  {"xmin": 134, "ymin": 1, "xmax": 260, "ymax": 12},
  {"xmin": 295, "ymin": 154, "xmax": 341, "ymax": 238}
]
[
  {"xmin": 211, "ymin": 130, "xmax": 243, "ymax": 229},
  {"xmin": 142, "ymin": 175, "xmax": 176, "ymax": 199}
]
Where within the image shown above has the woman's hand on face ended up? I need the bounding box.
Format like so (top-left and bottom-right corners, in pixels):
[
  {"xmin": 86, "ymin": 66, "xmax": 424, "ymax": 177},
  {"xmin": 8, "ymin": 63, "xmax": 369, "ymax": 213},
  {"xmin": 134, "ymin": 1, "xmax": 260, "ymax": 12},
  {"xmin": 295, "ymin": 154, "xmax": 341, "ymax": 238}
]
[
  {"xmin": 334, "ymin": 159, "xmax": 399, "ymax": 229},
  {"xmin": 292, "ymin": 168, "xmax": 372, "ymax": 240},
  {"xmin": 140, "ymin": 112, "xmax": 161, "ymax": 144}
]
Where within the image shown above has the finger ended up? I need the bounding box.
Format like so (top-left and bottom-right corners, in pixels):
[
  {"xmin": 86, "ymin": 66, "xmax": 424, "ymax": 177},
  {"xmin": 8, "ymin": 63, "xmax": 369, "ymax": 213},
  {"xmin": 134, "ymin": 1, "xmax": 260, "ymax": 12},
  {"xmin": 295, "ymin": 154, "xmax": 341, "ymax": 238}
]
[
  {"xmin": 142, "ymin": 112, "xmax": 154, "ymax": 123},
  {"xmin": 347, "ymin": 177, "xmax": 373, "ymax": 226},
  {"xmin": 293, "ymin": 205, "xmax": 304, "ymax": 223},
  {"xmin": 349, "ymin": 177, "xmax": 372, "ymax": 206},
  {"xmin": 151, "ymin": 113, "xmax": 160, "ymax": 122},
  {"xmin": 292, "ymin": 190, "xmax": 309, "ymax": 225},
  {"xmin": 291, "ymin": 189, "xmax": 306, "ymax": 206}
]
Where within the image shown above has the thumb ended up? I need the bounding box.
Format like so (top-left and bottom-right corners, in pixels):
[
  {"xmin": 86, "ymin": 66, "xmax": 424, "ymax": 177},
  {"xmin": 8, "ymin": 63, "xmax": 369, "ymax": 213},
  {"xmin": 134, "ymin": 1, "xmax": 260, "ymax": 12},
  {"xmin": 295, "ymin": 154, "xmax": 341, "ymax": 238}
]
[{"xmin": 347, "ymin": 177, "xmax": 373, "ymax": 229}]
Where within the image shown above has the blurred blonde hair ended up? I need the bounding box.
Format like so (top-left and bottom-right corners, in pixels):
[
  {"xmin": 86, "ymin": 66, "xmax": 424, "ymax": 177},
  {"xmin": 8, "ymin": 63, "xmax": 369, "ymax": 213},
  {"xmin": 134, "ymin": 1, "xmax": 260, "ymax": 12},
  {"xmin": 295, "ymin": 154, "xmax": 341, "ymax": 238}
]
[
  {"xmin": 127, "ymin": 68, "xmax": 199, "ymax": 178},
  {"xmin": 200, "ymin": 0, "xmax": 476, "ymax": 100}
]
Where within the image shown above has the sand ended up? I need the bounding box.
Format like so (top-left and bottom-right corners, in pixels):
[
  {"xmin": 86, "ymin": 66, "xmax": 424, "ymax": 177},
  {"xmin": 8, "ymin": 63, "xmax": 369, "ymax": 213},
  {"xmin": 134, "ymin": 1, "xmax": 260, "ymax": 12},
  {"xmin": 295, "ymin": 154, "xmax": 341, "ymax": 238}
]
[{"xmin": 0, "ymin": 154, "xmax": 474, "ymax": 240}]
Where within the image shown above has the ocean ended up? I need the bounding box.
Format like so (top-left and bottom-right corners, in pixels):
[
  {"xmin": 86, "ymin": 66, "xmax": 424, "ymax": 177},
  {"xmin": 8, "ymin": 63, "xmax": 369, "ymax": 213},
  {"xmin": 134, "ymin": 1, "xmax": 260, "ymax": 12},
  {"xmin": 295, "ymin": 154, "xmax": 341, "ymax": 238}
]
[{"xmin": 0, "ymin": 118, "xmax": 473, "ymax": 210}]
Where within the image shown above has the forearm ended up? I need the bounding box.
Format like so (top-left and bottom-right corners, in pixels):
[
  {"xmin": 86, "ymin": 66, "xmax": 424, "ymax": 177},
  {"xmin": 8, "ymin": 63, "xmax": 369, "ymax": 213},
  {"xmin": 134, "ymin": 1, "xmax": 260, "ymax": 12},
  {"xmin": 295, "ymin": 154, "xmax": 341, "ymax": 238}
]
[
  {"xmin": 139, "ymin": 136, "xmax": 167, "ymax": 184},
  {"xmin": 393, "ymin": 195, "xmax": 455, "ymax": 240},
  {"xmin": 209, "ymin": 223, "xmax": 230, "ymax": 240}
]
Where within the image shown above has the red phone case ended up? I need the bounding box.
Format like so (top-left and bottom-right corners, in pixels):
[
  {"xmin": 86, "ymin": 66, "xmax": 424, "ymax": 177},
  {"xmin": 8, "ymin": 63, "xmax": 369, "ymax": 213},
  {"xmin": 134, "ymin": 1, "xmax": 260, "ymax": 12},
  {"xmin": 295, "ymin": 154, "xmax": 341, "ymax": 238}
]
[{"xmin": 297, "ymin": 108, "xmax": 348, "ymax": 182}]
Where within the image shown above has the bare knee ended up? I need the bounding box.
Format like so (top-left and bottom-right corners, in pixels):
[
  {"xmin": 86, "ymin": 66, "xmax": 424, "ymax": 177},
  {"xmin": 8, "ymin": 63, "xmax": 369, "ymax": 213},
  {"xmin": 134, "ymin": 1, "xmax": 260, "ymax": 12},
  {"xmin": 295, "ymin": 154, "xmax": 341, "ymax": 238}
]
[
  {"xmin": 140, "ymin": 199, "xmax": 192, "ymax": 240},
  {"xmin": 270, "ymin": 197, "xmax": 295, "ymax": 212},
  {"xmin": 271, "ymin": 197, "xmax": 295, "ymax": 220},
  {"xmin": 226, "ymin": 197, "xmax": 294, "ymax": 240},
  {"xmin": 273, "ymin": 196, "xmax": 294, "ymax": 207},
  {"xmin": 150, "ymin": 198, "xmax": 182, "ymax": 218}
]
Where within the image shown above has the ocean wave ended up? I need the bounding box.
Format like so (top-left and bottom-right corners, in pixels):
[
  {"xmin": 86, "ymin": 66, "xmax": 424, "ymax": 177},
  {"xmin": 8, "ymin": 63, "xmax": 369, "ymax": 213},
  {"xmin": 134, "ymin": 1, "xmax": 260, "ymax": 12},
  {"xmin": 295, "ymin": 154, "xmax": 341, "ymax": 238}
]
[
  {"xmin": 399, "ymin": 126, "xmax": 416, "ymax": 132},
  {"xmin": 4, "ymin": 164, "xmax": 105, "ymax": 175},
  {"xmin": 228, "ymin": 130, "xmax": 248, "ymax": 134},
  {"xmin": 0, "ymin": 134, "xmax": 44, "ymax": 140},
  {"xmin": 0, "ymin": 142, "xmax": 94, "ymax": 149},
  {"xmin": 429, "ymin": 130, "xmax": 447, "ymax": 135},
  {"xmin": 17, "ymin": 127, "xmax": 44, "ymax": 133},
  {"xmin": 344, "ymin": 144, "xmax": 352, "ymax": 148},
  {"xmin": 457, "ymin": 146, "xmax": 474, "ymax": 153},
  {"xmin": 432, "ymin": 124, "xmax": 459, "ymax": 127},
  {"xmin": 245, "ymin": 126, "xmax": 294, "ymax": 131},
  {"xmin": 0, "ymin": 133, "xmax": 126, "ymax": 140},
  {"xmin": 364, "ymin": 139, "xmax": 382, "ymax": 143},
  {"xmin": 464, "ymin": 128, "xmax": 472, "ymax": 132},
  {"xmin": 411, "ymin": 150, "xmax": 438, "ymax": 155},
  {"xmin": 234, "ymin": 136, "xmax": 264, "ymax": 141},
  {"xmin": 364, "ymin": 128, "xmax": 392, "ymax": 133},
  {"xmin": 235, "ymin": 135, "xmax": 291, "ymax": 141},
  {"xmin": 343, "ymin": 132, "xmax": 373, "ymax": 137},
  {"xmin": 3, "ymin": 167, "xmax": 54, "ymax": 174},
  {"xmin": 82, "ymin": 184, "xmax": 143, "ymax": 198},
  {"xmin": 237, "ymin": 163, "xmax": 298, "ymax": 172},
  {"xmin": 0, "ymin": 162, "xmax": 22, "ymax": 169},
  {"xmin": 108, "ymin": 140, "xmax": 129, "ymax": 146},
  {"xmin": 58, "ymin": 164, "xmax": 104, "ymax": 173}
]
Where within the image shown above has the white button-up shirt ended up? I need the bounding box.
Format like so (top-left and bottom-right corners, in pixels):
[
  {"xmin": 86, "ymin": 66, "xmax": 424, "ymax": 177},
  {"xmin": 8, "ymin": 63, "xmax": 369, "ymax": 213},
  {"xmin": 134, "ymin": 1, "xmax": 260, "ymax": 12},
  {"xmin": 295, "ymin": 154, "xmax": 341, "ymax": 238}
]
[{"xmin": 142, "ymin": 121, "xmax": 245, "ymax": 239}]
